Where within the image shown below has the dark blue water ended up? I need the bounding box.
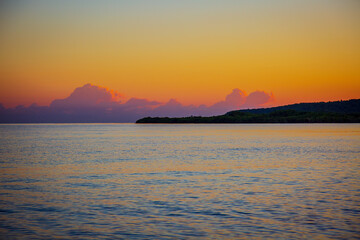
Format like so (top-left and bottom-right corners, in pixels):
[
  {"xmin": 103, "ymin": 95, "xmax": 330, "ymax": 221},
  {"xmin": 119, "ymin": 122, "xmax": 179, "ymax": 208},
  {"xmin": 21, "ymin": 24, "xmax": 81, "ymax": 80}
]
[{"xmin": 0, "ymin": 124, "xmax": 359, "ymax": 239}]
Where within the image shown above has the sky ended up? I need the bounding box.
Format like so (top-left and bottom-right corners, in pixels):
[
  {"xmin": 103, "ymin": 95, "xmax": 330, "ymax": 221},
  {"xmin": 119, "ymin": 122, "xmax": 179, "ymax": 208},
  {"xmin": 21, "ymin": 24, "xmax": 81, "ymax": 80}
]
[{"xmin": 0, "ymin": 0, "xmax": 359, "ymax": 109}]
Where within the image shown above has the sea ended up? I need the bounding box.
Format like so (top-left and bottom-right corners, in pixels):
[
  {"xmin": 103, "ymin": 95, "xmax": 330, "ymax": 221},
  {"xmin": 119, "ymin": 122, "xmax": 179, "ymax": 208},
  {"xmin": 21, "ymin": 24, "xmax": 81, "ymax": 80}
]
[{"xmin": 0, "ymin": 124, "xmax": 359, "ymax": 239}]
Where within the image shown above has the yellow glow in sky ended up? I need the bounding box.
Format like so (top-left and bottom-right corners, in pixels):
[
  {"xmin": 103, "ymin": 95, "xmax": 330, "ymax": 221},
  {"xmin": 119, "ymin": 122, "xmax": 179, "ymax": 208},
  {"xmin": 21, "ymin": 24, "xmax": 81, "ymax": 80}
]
[{"xmin": 0, "ymin": 0, "xmax": 359, "ymax": 107}]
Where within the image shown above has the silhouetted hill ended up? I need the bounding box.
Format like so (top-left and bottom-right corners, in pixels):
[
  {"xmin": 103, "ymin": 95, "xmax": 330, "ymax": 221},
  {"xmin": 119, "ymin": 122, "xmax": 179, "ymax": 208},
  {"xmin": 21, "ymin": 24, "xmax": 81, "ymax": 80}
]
[
  {"xmin": 136, "ymin": 99, "xmax": 360, "ymax": 123},
  {"xmin": 230, "ymin": 99, "xmax": 360, "ymax": 115}
]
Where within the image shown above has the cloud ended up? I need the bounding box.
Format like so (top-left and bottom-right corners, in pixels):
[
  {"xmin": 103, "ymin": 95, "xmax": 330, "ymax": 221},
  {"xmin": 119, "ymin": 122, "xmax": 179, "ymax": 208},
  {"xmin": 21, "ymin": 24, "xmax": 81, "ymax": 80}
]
[
  {"xmin": 0, "ymin": 84, "xmax": 275, "ymax": 123},
  {"xmin": 50, "ymin": 83, "xmax": 122, "ymax": 109},
  {"xmin": 207, "ymin": 88, "xmax": 247, "ymax": 115},
  {"xmin": 151, "ymin": 99, "xmax": 199, "ymax": 117},
  {"xmin": 242, "ymin": 91, "xmax": 274, "ymax": 109},
  {"xmin": 225, "ymin": 88, "xmax": 247, "ymax": 107},
  {"xmin": 122, "ymin": 98, "xmax": 161, "ymax": 111}
]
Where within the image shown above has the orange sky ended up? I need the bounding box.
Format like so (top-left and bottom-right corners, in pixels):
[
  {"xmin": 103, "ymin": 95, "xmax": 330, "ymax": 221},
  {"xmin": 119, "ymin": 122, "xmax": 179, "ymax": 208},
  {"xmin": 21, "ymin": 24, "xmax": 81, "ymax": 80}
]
[{"xmin": 0, "ymin": 0, "xmax": 359, "ymax": 108}]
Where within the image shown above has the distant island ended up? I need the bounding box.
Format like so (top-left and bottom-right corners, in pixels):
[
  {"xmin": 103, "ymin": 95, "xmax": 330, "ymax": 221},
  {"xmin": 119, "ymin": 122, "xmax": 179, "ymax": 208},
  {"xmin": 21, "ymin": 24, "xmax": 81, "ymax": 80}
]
[{"xmin": 136, "ymin": 99, "xmax": 360, "ymax": 123}]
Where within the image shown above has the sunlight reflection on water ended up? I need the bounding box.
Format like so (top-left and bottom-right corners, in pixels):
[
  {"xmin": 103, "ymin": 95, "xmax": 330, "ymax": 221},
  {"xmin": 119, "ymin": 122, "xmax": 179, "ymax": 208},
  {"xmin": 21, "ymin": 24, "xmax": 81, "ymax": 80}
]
[{"xmin": 0, "ymin": 124, "xmax": 359, "ymax": 239}]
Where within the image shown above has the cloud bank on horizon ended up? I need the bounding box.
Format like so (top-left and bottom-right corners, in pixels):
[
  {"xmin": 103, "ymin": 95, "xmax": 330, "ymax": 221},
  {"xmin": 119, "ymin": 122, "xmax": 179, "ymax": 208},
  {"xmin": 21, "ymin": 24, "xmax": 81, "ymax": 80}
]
[{"xmin": 0, "ymin": 84, "xmax": 274, "ymax": 123}]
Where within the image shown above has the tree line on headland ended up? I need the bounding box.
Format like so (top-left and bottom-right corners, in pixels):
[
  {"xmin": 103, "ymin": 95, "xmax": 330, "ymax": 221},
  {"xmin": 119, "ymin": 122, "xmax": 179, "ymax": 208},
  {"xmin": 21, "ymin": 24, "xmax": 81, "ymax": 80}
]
[{"xmin": 136, "ymin": 99, "xmax": 360, "ymax": 123}]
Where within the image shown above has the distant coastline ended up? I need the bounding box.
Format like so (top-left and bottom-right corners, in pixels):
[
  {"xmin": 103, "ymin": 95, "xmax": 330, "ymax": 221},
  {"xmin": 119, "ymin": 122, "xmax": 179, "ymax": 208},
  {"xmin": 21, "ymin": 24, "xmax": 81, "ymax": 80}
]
[{"xmin": 136, "ymin": 99, "xmax": 360, "ymax": 123}]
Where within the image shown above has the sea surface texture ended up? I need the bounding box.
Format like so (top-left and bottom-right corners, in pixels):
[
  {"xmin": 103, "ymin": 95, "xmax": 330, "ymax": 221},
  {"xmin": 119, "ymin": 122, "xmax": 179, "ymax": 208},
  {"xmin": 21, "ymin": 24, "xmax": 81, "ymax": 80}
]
[{"xmin": 0, "ymin": 124, "xmax": 359, "ymax": 239}]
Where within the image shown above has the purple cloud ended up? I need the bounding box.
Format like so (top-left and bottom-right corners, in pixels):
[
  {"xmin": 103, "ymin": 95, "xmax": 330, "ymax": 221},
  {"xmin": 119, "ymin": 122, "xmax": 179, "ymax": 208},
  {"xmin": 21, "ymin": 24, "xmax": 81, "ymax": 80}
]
[
  {"xmin": 0, "ymin": 84, "xmax": 274, "ymax": 123},
  {"xmin": 206, "ymin": 88, "xmax": 247, "ymax": 116},
  {"xmin": 242, "ymin": 91, "xmax": 275, "ymax": 109},
  {"xmin": 50, "ymin": 84, "xmax": 122, "ymax": 109}
]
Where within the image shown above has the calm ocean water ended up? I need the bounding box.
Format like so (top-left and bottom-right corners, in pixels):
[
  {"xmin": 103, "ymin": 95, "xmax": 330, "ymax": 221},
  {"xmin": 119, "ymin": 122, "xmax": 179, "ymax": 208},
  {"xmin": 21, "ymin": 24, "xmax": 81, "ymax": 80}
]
[{"xmin": 0, "ymin": 124, "xmax": 359, "ymax": 239}]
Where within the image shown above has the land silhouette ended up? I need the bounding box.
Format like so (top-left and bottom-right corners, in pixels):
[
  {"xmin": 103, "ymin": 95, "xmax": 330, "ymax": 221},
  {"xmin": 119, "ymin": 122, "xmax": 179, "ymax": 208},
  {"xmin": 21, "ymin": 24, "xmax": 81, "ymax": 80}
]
[{"xmin": 136, "ymin": 99, "xmax": 360, "ymax": 123}]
